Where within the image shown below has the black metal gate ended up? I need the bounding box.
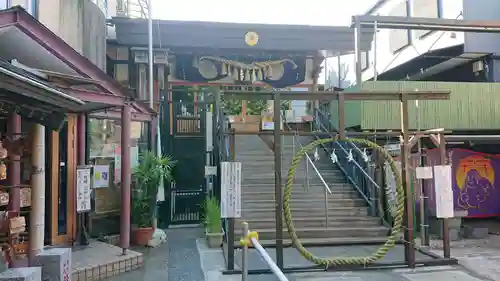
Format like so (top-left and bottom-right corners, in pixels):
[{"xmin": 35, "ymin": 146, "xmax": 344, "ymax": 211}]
[{"xmin": 160, "ymin": 85, "xmax": 217, "ymax": 226}]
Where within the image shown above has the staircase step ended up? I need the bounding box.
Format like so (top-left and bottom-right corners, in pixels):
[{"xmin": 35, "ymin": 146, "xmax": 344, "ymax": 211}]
[
  {"xmin": 243, "ymin": 198, "xmax": 366, "ymax": 208},
  {"xmin": 237, "ymin": 217, "xmax": 380, "ymax": 229},
  {"xmin": 242, "ymin": 207, "xmax": 368, "ymax": 219},
  {"xmin": 233, "ymin": 236, "xmax": 390, "ymax": 248},
  {"xmin": 235, "ymin": 226, "xmax": 389, "ymax": 240}
]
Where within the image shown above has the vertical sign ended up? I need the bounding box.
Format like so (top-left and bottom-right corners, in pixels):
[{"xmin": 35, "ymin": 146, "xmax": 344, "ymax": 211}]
[
  {"xmin": 76, "ymin": 166, "xmax": 92, "ymax": 213},
  {"xmin": 114, "ymin": 145, "xmax": 121, "ymax": 183},
  {"xmin": 220, "ymin": 162, "xmax": 242, "ymax": 218},
  {"xmin": 433, "ymin": 165, "xmax": 454, "ymax": 218}
]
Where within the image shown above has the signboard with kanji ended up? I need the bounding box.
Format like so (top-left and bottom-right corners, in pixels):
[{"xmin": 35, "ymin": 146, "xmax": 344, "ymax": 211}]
[{"xmin": 76, "ymin": 166, "xmax": 92, "ymax": 213}]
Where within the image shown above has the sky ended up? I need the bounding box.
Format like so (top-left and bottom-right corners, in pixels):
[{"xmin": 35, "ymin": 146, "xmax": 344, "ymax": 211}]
[
  {"xmin": 151, "ymin": 0, "xmax": 377, "ymax": 26},
  {"xmin": 150, "ymin": 0, "xmax": 379, "ymax": 85}
]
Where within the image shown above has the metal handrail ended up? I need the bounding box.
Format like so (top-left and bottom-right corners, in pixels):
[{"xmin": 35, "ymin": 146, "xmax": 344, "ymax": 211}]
[
  {"xmin": 313, "ymin": 108, "xmax": 389, "ymax": 224},
  {"xmin": 314, "ymin": 110, "xmax": 380, "ymax": 192},
  {"xmin": 282, "ymin": 113, "xmax": 332, "ymax": 194},
  {"xmin": 241, "ymin": 222, "xmax": 289, "ymax": 281}
]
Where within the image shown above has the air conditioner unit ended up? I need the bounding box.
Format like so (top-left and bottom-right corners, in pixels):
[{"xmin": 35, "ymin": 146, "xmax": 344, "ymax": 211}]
[
  {"xmin": 134, "ymin": 51, "xmax": 148, "ymax": 63},
  {"xmin": 153, "ymin": 52, "xmax": 168, "ymax": 64}
]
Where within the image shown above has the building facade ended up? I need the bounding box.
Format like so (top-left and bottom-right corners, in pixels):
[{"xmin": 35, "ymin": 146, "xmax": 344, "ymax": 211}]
[
  {"xmin": 0, "ymin": 0, "xmax": 153, "ymax": 255},
  {"xmin": 360, "ymin": 0, "xmax": 500, "ymax": 82}
]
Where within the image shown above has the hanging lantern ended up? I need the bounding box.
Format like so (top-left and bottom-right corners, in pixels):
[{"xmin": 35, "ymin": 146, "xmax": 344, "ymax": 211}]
[{"xmin": 0, "ymin": 163, "xmax": 6, "ymax": 180}]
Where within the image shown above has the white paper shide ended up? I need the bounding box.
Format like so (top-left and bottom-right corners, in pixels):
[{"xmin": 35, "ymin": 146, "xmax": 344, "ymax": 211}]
[{"xmin": 220, "ymin": 161, "xmax": 241, "ymax": 218}]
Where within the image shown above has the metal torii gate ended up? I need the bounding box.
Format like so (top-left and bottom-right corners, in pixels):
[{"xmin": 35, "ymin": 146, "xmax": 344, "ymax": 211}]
[
  {"xmin": 221, "ymin": 88, "xmax": 450, "ymax": 272},
  {"xmin": 349, "ymin": 13, "xmax": 500, "ymax": 264}
]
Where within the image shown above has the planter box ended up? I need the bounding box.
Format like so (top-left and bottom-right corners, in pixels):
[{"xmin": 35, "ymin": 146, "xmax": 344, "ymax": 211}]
[{"xmin": 205, "ymin": 230, "xmax": 223, "ymax": 248}]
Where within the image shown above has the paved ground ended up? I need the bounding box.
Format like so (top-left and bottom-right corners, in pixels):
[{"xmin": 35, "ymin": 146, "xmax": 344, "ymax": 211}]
[
  {"xmin": 104, "ymin": 227, "xmax": 204, "ymax": 281},
  {"xmin": 101, "ymin": 227, "xmax": 500, "ymax": 281},
  {"xmin": 198, "ymin": 238, "xmax": 496, "ymax": 281}
]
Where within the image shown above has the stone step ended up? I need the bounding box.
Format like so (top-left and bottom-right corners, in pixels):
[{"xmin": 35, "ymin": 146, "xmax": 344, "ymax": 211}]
[
  {"xmin": 242, "ymin": 191, "xmax": 360, "ymax": 200},
  {"xmin": 242, "ymin": 198, "xmax": 367, "ymax": 208},
  {"xmin": 233, "ymin": 236, "xmax": 390, "ymax": 248},
  {"xmin": 242, "ymin": 206, "xmax": 368, "ymax": 219},
  {"xmin": 234, "ymin": 226, "xmax": 389, "ymax": 240},
  {"xmin": 241, "ymin": 178, "xmax": 346, "ymax": 185},
  {"xmin": 237, "ymin": 216, "xmax": 381, "ymax": 229}
]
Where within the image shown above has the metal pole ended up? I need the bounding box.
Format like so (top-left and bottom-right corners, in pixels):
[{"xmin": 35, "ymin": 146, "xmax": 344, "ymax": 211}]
[
  {"xmin": 421, "ymin": 148, "xmax": 430, "ymax": 246},
  {"xmin": 373, "ymin": 21, "xmax": 378, "ymax": 81},
  {"xmin": 241, "ymin": 222, "xmax": 249, "ymax": 281},
  {"xmin": 400, "ymin": 94, "xmax": 416, "ymax": 267},
  {"xmin": 273, "ymin": 92, "xmax": 284, "ymax": 269},
  {"xmin": 147, "ymin": 0, "xmax": 154, "ymax": 109},
  {"xmin": 324, "ymin": 187, "xmax": 329, "ymax": 228},
  {"xmin": 439, "ymin": 132, "xmax": 451, "ymax": 258},
  {"xmin": 227, "ymin": 128, "xmax": 236, "ymax": 270},
  {"xmin": 120, "ymin": 103, "xmax": 132, "ymax": 255},
  {"xmin": 354, "ymin": 20, "xmax": 362, "ymax": 85}
]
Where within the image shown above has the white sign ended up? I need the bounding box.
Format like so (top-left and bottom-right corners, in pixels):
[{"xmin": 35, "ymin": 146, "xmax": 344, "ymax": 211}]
[
  {"xmin": 220, "ymin": 161, "xmax": 242, "ymax": 218},
  {"xmin": 93, "ymin": 165, "xmax": 110, "ymax": 188},
  {"xmin": 76, "ymin": 166, "xmax": 92, "ymax": 213},
  {"xmin": 433, "ymin": 165, "xmax": 454, "ymax": 218},
  {"xmin": 415, "ymin": 166, "xmax": 433, "ymax": 179}
]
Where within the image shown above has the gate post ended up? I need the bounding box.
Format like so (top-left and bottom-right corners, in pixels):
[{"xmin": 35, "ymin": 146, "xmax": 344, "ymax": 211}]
[{"xmin": 226, "ymin": 128, "xmax": 236, "ymax": 270}]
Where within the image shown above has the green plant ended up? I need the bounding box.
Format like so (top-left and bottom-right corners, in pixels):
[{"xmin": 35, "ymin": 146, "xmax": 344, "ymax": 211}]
[
  {"xmin": 132, "ymin": 151, "xmax": 176, "ymax": 228},
  {"xmin": 203, "ymin": 197, "xmax": 222, "ymax": 233}
]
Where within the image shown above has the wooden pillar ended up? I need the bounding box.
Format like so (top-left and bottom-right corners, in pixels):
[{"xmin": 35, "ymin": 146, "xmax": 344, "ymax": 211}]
[
  {"xmin": 29, "ymin": 124, "xmax": 45, "ymax": 265},
  {"xmin": 400, "ymin": 95, "xmax": 416, "ymax": 267},
  {"xmin": 120, "ymin": 103, "xmax": 132, "ymax": 254},
  {"xmin": 7, "ymin": 112, "xmax": 21, "ymax": 212}
]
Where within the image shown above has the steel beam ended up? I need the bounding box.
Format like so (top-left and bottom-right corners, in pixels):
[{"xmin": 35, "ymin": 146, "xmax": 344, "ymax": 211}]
[
  {"xmin": 352, "ymin": 15, "xmax": 500, "ymax": 33},
  {"xmin": 221, "ymin": 90, "xmax": 450, "ymax": 101}
]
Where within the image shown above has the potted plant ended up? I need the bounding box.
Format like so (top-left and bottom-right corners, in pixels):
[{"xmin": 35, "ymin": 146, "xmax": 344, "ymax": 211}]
[
  {"xmin": 131, "ymin": 151, "xmax": 175, "ymax": 246},
  {"xmin": 203, "ymin": 197, "xmax": 223, "ymax": 248}
]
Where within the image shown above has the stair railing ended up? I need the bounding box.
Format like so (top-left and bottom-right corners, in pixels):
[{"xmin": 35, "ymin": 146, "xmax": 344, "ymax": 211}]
[
  {"xmin": 282, "ymin": 114, "xmax": 332, "ymax": 227},
  {"xmin": 313, "ymin": 108, "xmax": 387, "ymax": 225}
]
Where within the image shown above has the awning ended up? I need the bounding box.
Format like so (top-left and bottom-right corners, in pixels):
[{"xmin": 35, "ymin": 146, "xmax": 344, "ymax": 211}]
[
  {"xmin": 111, "ymin": 17, "xmax": 375, "ymax": 56},
  {"xmin": 0, "ymin": 7, "xmax": 154, "ymax": 120},
  {"xmin": 0, "ymin": 59, "xmax": 85, "ymax": 131}
]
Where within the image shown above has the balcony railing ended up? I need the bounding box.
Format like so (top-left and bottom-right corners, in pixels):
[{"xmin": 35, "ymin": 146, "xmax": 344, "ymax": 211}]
[{"xmin": 116, "ymin": 0, "xmax": 149, "ymax": 19}]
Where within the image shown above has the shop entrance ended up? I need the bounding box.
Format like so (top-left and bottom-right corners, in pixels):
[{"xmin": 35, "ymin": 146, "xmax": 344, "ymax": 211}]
[{"xmin": 46, "ymin": 115, "xmax": 77, "ymax": 245}]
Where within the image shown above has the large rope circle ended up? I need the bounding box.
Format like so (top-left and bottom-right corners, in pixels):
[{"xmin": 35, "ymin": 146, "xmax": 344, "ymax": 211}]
[{"xmin": 284, "ymin": 137, "xmax": 404, "ymax": 266}]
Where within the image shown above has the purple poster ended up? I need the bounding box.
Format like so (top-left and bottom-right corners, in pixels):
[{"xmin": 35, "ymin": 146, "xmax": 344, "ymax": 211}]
[{"xmin": 426, "ymin": 148, "xmax": 500, "ymax": 218}]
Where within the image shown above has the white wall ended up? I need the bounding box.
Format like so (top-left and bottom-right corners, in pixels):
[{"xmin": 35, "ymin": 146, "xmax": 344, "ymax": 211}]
[{"xmin": 361, "ymin": 0, "xmax": 464, "ymax": 81}]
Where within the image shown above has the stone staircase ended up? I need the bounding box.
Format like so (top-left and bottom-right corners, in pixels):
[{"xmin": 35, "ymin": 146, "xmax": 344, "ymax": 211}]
[{"xmin": 234, "ymin": 135, "xmax": 389, "ymax": 246}]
